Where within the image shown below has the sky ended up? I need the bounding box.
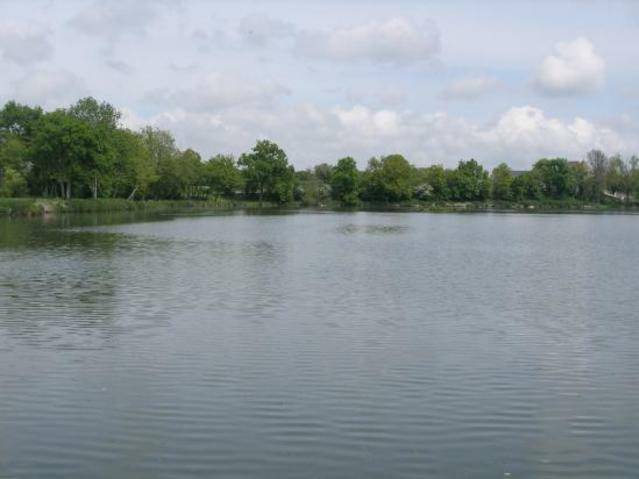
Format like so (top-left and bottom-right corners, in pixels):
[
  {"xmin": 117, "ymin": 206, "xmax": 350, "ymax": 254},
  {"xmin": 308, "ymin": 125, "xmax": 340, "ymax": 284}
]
[{"xmin": 1, "ymin": 0, "xmax": 639, "ymax": 169}]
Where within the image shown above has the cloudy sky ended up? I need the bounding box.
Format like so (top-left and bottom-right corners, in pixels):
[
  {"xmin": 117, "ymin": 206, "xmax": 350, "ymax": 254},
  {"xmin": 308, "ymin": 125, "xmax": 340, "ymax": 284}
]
[{"xmin": 1, "ymin": 0, "xmax": 639, "ymax": 169}]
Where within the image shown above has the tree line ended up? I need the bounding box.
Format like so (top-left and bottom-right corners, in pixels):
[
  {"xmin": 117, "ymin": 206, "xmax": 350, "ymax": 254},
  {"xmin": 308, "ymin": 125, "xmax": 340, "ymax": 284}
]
[{"xmin": 1, "ymin": 98, "xmax": 638, "ymax": 206}]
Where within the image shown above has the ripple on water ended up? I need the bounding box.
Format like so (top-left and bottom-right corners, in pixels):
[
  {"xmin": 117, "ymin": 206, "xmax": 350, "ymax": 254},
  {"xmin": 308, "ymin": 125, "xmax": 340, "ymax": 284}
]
[{"xmin": 1, "ymin": 212, "xmax": 639, "ymax": 478}]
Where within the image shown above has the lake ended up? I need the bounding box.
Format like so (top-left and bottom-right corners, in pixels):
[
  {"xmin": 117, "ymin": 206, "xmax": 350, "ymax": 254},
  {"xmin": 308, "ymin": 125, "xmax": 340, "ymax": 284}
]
[{"xmin": 1, "ymin": 210, "xmax": 638, "ymax": 478}]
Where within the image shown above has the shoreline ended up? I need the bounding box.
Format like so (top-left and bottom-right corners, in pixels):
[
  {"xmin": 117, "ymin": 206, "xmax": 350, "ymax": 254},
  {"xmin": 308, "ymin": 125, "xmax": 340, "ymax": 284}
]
[{"xmin": 2, "ymin": 197, "xmax": 637, "ymax": 218}]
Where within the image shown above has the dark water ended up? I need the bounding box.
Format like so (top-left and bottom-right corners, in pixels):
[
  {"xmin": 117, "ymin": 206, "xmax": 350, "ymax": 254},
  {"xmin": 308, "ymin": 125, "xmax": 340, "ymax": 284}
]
[{"xmin": 1, "ymin": 210, "xmax": 638, "ymax": 478}]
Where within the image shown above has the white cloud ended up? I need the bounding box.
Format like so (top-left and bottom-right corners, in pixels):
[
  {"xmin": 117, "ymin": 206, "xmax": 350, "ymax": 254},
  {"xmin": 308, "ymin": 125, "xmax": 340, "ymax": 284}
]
[
  {"xmin": 13, "ymin": 70, "xmax": 88, "ymax": 109},
  {"xmin": 124, "ymin": 102, "xmax": 633, "ymax": 170},
  {"xmin": 334, "ymin": 105, "xmax": 400, "ymax": 137},
  {"xmin": 478, "ymin": 106, "xmax": 622, "ymax": 161},
  {"xmin": 146, "ymin": 73, "xmax": 291, "ymax": 112},
  {"xmin": 296, "ymin": 17, "xmax": 440, "ymax": 64},
  {"xmin": 534, "ymin": 37, "xmax": 605, "ymax": 96},
  {"xmin": 0, "ymin": 22, "xmax": 53, "ymax": 65},
  {"xmin": 441, "ymin": 75, "xmax": 500, "ymax": 100}
]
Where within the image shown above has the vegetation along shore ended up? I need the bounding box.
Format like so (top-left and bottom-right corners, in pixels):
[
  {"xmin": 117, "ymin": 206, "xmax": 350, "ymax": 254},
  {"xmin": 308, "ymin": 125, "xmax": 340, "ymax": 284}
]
[{"xmin": 1, "ymin": 97, "xmax": 638, "ymax": 217}]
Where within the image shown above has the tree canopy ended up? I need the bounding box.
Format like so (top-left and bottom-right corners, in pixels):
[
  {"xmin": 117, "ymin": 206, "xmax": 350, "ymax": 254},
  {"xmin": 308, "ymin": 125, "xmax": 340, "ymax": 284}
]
[{"xmin": 1, "ymin": 97, "xmax": 638, "ymax": 206}]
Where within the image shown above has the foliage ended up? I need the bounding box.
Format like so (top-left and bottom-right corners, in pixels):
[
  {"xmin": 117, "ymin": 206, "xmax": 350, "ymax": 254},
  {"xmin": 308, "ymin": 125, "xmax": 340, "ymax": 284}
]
[
  {"xmin": 361, "ymin": 154, "xmax": 414, "ymax": 202},
  {"xmin": 331, "ymin": 157, "xmax": 359, "ymax": 205},
  {"xmin": 203, "ymin": 154, "xmax": 244, "ymax": 197},
  {"xmin": 239, "ymin": 140, "xmax": 295, "ymax": 203},
  {"xmin": 29, "ymin": 110, "xmax": 100, "ymax": 199},
  {"xmin": 531, "ymin": 158, "xmax": 575, "ymax": 199},
  {"xmin": 511, "ymin": 172, "xmax": 542, "ymax": 201},
  {"xmin": 448, "ymin": 159, "xmax": 490, "ymax": 201},
  {"xmin": 491, "ymin": 163, "xmax": 513, "ymax": 201},
  {"xmin": 1, "ymin": 97, "xmax": 638, "ymax": 208}
]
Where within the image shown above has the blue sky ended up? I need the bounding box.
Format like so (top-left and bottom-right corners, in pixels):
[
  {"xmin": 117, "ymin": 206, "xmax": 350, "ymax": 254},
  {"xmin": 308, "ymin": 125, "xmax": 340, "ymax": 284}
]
[{"xmin": 1, "ymin": 0, "xmax": 638, "ymax": 169}]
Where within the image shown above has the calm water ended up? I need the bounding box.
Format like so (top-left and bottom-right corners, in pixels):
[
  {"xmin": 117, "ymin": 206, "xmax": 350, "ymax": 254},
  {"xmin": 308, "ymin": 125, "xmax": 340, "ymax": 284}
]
[{"xmin": 1, "ymin": 210, "xmax": 638, "ymax": 478}]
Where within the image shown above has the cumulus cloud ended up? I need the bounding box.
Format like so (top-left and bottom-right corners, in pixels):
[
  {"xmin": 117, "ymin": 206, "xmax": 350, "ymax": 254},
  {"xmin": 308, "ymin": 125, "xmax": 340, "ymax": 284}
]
[
  {"xmin": 0, "ymin": 22, "xmax": 53, "ymax": 65},
  {"xmin": 145, "ymin": 73, "xmax": 291, "ymax": 112},
  {"xmin": 122, "ymin": 102, "xmax": 633, "ymax": 170},
  {"xmin": 441, "ymin": 75, "xmax": 500, "ymax": 101},
  {"xmin": 296, "ymin": 17, "xmax": 440, "ymax": 64},
  {"xmin": 477, "ymin": 106, "xmax": 622, "ymax": 160},
  {"xmin": 534, "ymin": 37, "xmax": 605, "ymax": 96},
  {"xmin": 13, "ymin": 69, "xmax": 88, "ymax": 109}
]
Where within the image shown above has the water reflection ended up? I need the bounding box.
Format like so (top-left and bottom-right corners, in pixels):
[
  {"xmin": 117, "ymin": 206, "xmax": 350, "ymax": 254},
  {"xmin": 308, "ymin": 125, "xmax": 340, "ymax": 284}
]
[
  {"xmin": 1, "ymin": 211, "xmax": 639, "ymax": 478},
  {"xmin": 337, "ymin": 224, "xmax": 410, "ymax": 235}
]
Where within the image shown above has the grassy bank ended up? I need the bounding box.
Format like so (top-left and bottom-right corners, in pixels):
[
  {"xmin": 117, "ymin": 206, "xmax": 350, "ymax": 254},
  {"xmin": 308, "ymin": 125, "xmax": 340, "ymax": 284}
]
[
  {"xmin": 0, "ymin": 197, "xmax": 247, "ymax": 217},
  {"xmin": 348, "ymin": 197, "xmax": 638, "ymax": 213},
  {"xmin": 2, "ymin": 196, "xmax": 637, "ymax": 218}
]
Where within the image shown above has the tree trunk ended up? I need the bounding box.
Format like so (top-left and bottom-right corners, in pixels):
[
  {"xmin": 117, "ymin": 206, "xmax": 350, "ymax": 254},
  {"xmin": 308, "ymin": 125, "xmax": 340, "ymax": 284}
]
[
  {"xmin": 93, "ymin": 175, "xmax": 98, "ymax": 199},
  {"xmin": 66, "ymin": 182, "xmax": 71, "ymax": 199},
  {"xmin": 127, "ymin": 186, "xmax": 138, "ymax": 201}
]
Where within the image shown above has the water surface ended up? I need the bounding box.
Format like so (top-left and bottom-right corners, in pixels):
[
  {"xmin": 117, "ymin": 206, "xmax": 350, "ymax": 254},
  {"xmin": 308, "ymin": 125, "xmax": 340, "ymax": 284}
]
[{"xmin": 1, "ymin": 210, "xmax": 638, "ymax": 478}]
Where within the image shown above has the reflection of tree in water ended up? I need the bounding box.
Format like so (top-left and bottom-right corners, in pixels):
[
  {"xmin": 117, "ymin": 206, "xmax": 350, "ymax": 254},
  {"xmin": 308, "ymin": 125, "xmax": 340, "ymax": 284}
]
[{"xmin": 337, "ymin": 224, "xmax": 409, "ymax": 235}]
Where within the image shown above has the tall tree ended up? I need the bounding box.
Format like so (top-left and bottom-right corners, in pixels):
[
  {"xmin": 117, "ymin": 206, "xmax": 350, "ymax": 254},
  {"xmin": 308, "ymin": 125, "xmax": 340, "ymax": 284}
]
[
  {"xmin": 491, "ymin": 163, "xmax": 513, "ymax": 201},
  {"xmin": 606, "ymin": 155, "xmax": 631, "ymax": 201},
  {"xmin": 448, "ymin": 159, "xmax": 490, "ymax": 201},
  {"xmin": 203, "ymin": 154, "xmax": 243, "ymax": 197},
  {"xmin": 331, "ymin": 157, "xmax": 359, "ymax": 205},
  {"xmin": 238, "ymin": 140, "xmax": 295, "ymax": 204},
  {"xmin": 587, "ymin": 149, "xmax": 608, "ymax": 201},
  {"xmin": 361, "ymin": 154, "xmax": 415, "ymax": 202},
  {"xmin": 109, "ymin": 129, "xmax": 157, "ymax": 199},
  {"xmin": 0, "ymin": 101, "xmax": 43, "ymax": 139},
  {"xmin": 531, "ymin": 158, "xmax": 575, "ymax": 199},
  {"xmin": 30, "ymin": 110, "xmax": 99, "ymax": 198},
  {"xmin": 68, "ymin": 97, "xmax": 121, "ymax": 198}
]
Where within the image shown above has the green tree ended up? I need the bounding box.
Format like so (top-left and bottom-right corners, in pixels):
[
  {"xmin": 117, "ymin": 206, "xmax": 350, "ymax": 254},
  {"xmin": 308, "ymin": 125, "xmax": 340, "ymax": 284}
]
[
  {"xmin": 0, "ymin": 135, "xmax": 29, "ymax": 196},
  {"xmin": 510, "ymin": 171, "xmax": 542, "ymax": 201},
  {"xmin": 140, "ymin": 127, "xmax": 183, "ymax": 199},
  {"xmin": 179, "ymin": 149, "xmax": 205, "ymax": 199},
  {"xmin": 569, "ymin": 161, "xmax": 594, "ymax": 201},
  {"xmin": 491, "ymin": 163, "xmax": 513, "ymax": 201},
  {"xmin": 629, "ymin": 155, "xmax": 639, "ymax": 201},
  {"xmin": 448, "ymin": 159, "xmax": 490, "ymax": 201},
  {"xmin": 314, "ymin": 163, "xmax": 333, "ymax": 185},
  {"xmin": 238, "ymin": 140, "xmax": 295, "ymax": 204},
  {"xmin": 606, "ymin": 155, "xmax": 632, "ymax": 201},
  {"xmin": 331, "ymin": 157, "xmax": 359, "ymax": 205},
  {"xmin": 0, "ymin": 101, "xmax": 42, "ymax": 196},
  {"xmin": 203, "ymin": 154, "xmax": 243, "ymax": 197},
  {"xmin": 68, "ymin": 97, "xmax": 121, "ymax": 129},
  {"xmin": 109, "ymin": 129, "xmax": 157, "ymax": 199},
  {"xmin": 361, "ymin": 154, "xmax": 415, "ymax": 202},
  {"xmin": 587, "ymin": 149, "xmax": 608, "ymax": 201},
  {"xmin": 68, "ymin": 97, "xmax": 121, "ymax": 198},
  {"xmin": 416, "ymin": 165, "xmax": 449, "ymax": 201},
  {"xmin": 30, "ymin": 110, "xmax": 99, "ymax": 198},
  {"xmin": 531, "ymin": 158, "xmax": 575, "ymax": 199},
  {"xmin": 0, "ymin": 101, "xmax": 43, "ymax": 139}
]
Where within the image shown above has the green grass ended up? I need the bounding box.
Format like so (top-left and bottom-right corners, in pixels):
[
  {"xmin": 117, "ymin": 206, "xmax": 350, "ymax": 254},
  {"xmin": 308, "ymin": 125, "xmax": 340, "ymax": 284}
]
[
  {"xmin": 2, "ymin": 196, "xmax": 637, "ymax": 217},
  {"xmin": 0, "ymin": 197, "xmax": 244, "ymax": 217}
]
